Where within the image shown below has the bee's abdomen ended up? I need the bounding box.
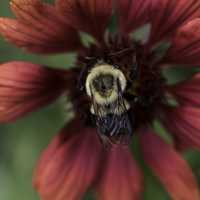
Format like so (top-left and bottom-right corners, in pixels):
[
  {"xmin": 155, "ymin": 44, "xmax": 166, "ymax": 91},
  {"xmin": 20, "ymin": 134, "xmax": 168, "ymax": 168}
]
[{"xmin": 95, "ymin": 112, "xmax": 133, "ymax": 145}]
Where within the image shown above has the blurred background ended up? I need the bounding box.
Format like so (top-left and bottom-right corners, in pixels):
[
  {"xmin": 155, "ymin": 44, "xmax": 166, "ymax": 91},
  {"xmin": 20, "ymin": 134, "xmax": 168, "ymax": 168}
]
[{"xmin": 0, "ymin": 1, "xmax": 200, "ymax": 200}]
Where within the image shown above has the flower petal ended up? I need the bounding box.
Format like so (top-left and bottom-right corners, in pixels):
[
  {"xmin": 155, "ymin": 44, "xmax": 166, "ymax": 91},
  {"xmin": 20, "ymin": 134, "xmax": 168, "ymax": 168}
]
[
  {"xmin": 168, "ymin": 74, "xmax": 200, "ymax": 107},
  {"xmin": 0, "ymin": 0, "xmax": 81, "ymax": 54},
  {"xmin": 149, "ymin": 0, "xmax": 200, "ymax": 44},
  {"xmin": 116, "ymin": 0, "xmax": 152, "ymax": 34},
  {"xmin": 0, "ymin": 61, "xmax": 76, "ymax": 122},
  {"xmin": 165, "ymin": 18, "xmax": 200, "ymax": 66},
  {"xmin": 97, "ymin": 147, "xmax": 143, "ymax": 200},
  {"xmin": 34, "ymin": 118, "xmax": 103, "ymax": 200},
  {"xmin": 139, "ymin": 130, "xmax": 200, "ymax": 200},
  {"xmin": 56, "ymin": 0, "xmax": 112, "ymax": 42},
  {"xmin": 161, "ymin": 106, "xmax": 200, "ymax": 151}
]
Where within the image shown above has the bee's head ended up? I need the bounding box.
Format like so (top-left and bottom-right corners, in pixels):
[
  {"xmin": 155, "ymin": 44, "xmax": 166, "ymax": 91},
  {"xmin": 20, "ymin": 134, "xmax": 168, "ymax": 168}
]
[
  {"xmin": 86, "ymin": 64, "xmax": 127, "ymax": 105},
  {"xmin": 92, "ymin": 74, "xmax": 114, "ymax": 96}
]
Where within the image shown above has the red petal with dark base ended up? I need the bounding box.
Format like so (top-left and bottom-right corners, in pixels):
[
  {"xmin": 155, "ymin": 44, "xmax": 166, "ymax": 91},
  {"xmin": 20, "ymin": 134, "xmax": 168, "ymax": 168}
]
[
  {"xmin": 139, "ymin": 130, "xmax": 200, "ymax": 200},
  {"xmin": 116, "ymin": 0, "xmax": 152, "ymax": 34},
  {"xmin": 149, "ymin": 0, "xmax": 200, "ymax": 44},
  {"xmin": 56, "ymin": 0, "xmax": 112, "ymax": 42},
  {"xmin": 0, "ymin": 61, "xmax": 76, "ymax": 122},
  {"xmin": 34, "ymin": 118, "xmax": 103, "ymax": 200},
  {"xmin": 97, "ymin": 147, "xmax": 143, "ymax": 200},
  {"xmin": 162, "ymin": 106, "xmax": 200, "ymax": 151},
  {"xmin": 168, "ymin": 74, "xmax": 200, "ymax": 107},
  {"xmin": 0, "ymin": 0, "xmax": 81, "ymax": 54},
  {"xmin": 165, "ymin": 19, "xmax": 200, "ymax": 66}
]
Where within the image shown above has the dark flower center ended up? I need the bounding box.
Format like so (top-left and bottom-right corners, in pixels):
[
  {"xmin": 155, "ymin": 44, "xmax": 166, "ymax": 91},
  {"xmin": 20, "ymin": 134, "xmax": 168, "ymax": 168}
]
[{"xmin": 77, "ymin": 35, "xmax": 166, "ymax": 144}]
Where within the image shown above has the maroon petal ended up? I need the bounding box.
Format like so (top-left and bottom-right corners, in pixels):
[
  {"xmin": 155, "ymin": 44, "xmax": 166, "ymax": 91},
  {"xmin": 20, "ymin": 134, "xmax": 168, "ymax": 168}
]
[
  {"xmin": 0, "ymin": 61, "xmax": 76, "ymax": 122},
  {"xmin": 161, "ymin": 106, "xmax": 200, "ymax": 151},
  {"xmin": 139, "ymin": 130, "xmax": 200, "ymax": 200},
  {"xmin": 165, "ymin": 18, "xmax": 200, "ymax": 66},
  {"xmin": 149, "ymin": 0, "xmax": 200, "ymax": 44},
  {"xmin": 34, "ymin": 118, "xmax": 103, "ymax": 200},
  {"xmin": 56, "ymin": 0, "xmax": 112, "ymax": 42},
  {"xmin": 168, "ymin": 74, "xmax": 200, "ymax": 107},
  {"xmin": 97, "ymin": 147, "xmax": 143, "ymax": 200},
  {"xmin": 116, "ymin": 0, "xmax": 152, "ymax": 34},
  {"xmin": 0, "ymin": 0, "xmax": 81, "ymax": 54}
]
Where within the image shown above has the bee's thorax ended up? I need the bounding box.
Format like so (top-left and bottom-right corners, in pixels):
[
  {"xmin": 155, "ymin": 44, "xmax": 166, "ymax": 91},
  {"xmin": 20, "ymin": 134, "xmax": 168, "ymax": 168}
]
[{"xmin": 85, "ymin": 64, "xmax": 127, "ymax": 102}]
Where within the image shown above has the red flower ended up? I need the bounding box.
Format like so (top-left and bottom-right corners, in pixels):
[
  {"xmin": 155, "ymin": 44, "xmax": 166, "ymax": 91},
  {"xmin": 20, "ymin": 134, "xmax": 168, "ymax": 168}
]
[{"xmin": 0, "ymin": 0, "xmax": 200, "ymax": 199}]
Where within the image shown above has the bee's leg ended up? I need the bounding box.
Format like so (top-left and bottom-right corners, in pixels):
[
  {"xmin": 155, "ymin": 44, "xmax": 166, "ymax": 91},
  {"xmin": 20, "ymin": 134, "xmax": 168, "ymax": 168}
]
[
  {"xmin": 98, "ymin": 131, "xmax": 112, "ymax": 149},
  {"xmin": 130, "ymin": 54, "xmax": 139, "ymax": 80},
  {"xmin": 77, "ymin": 64, "xmax": 88, "ymax": 91}
]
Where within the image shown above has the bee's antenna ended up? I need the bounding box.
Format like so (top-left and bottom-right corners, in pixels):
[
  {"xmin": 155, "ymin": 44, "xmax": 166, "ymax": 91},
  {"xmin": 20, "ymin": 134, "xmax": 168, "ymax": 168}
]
[{"xmin": 109, "ymin": 47, "xmax": 134, "ymax": 57}]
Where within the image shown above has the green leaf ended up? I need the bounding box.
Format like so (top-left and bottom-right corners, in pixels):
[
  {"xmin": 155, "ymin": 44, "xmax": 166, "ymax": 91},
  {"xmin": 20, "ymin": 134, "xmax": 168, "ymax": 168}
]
[{"xmin": 130, "ymin": 24, "xmax": 151, "ymax": 44}]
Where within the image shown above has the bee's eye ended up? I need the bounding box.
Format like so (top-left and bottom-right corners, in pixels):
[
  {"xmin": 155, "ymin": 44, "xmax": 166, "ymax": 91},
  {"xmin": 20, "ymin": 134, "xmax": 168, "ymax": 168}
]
[{"xmin": 93, "ymin": 74, "xmax": 114, "ymax": 92}]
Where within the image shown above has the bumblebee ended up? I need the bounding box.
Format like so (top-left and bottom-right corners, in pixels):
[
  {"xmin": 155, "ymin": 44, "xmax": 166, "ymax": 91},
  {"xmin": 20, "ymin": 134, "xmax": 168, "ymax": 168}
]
[{"xmin": 85, "ymin": 64, "xmax": 133, "ymax": 145}]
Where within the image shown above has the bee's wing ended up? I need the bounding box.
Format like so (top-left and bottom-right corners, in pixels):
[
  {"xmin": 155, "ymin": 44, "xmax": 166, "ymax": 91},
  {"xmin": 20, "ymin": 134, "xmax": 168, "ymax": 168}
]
[
  {"xmin": 109, "ymin": 79, "xmax": 133, "ymax": 144},
  {"xmin": 89, "ymin": 80, "xmax": 133, "ymax": 146}
]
